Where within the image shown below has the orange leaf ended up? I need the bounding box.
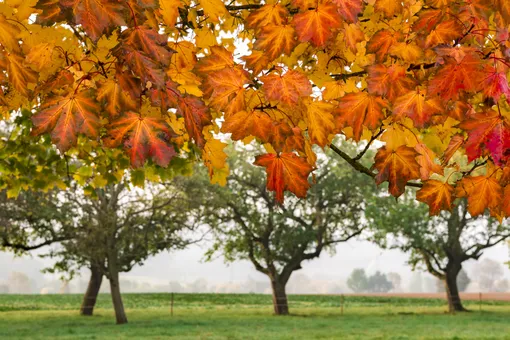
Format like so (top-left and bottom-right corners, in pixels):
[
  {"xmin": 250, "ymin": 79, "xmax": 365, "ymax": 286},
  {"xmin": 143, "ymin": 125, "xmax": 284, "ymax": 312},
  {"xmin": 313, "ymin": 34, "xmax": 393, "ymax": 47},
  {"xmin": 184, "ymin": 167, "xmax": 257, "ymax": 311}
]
[
  {"xmin": 202, "ymin": 67, "xmax": 251, "ymax": 116},
  {"xmin": 441, "ymin": 134, "xmax": 465, "ymax": 165},
  {"xmin": 246, "ymin": 4, "xmax": 288, "ymax": 28},
  {"xmin": 194, "ymin": 46, "xmax": 234, "ymax": 75},
  {"xmin": 392, "ymin": 89, "xmax": 443, "ymax": 128},
  {"xmin": 122, "ymin": 25, "xmax": 174, "ymax": 66},
  {"xmin": 304, "ymin": 100, "xmax": 335, "ymax": 147},
  {"xmin": 261, "ymin": 70, "xmax": 312, "ymax": 106},
  {"xmin": 415, "ymin": 143, "xmax": 443, "ymax": 180},
  {"xmin": 416, "ymin": 180, "xmax": 455, "ymax": 215},
  {"xmin": 254, "ymin": 25, "xmax": 297, "ymax": 60},
  {"xmin": 374, "ymin": 0, "xmax": 402, "ymax": 18},
  {"xmin": 254, "ymin": 152, "xmax": 313, "ymax": 204},
  {"xmin": 292, "ymin": 3, "xmax": 342, "ymax": 47},
  {"xmin": 334, "ymin": 92, "xmax": 389, "ymax": 141},
  {"xmin": 97, "ymin": 79, "xmax": 139, "ymax": 118},
  {"xmin": 104, "ymin": 111, "xmax": 176, "ymax": 168},
  {"xmin": 367, "ymin": 64, "xmax": 414, "ymax": 101},
  {"xmin": 424, "ymin": 19, "xmax": 464, "ymax": 48},
  {"xmin": 374, "ymin": 145, "xmax": 420, "ymax": 197},
  {"xmin": 456, "ymin": 175, "xmax": 503, "ymax": 216},
  {"xmin": 221, "ymin": 110, "xmax": 273, "ymax": 142},
  {"xmin": 62, "ymin": 0, "xmax": 126, "ymax": 43},
  {"xmin": 428, "ymin": 53, "xmax": 484, "ymax": 100},
  {"xmin": 31, "ymin": 90, "xmax": 101, "ymax": 152},
  {"xmin": 177, "ymin": 96, "xmax": 211, "ymax": 148},
  {"xmin": 333, "ymin": 0, "xmax": 363, "ymax": 23},
  {"xmin": 367, "ymin": 30, "xmax": 401, "ymax": 62}
]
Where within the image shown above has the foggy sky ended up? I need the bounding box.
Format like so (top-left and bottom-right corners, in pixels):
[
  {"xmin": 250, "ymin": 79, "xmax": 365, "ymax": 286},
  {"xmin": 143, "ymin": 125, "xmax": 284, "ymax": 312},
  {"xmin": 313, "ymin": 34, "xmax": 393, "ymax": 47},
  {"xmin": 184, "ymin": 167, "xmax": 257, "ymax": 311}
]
[{"xmin": 1, "ymin": 238, "xmax": 509, "ymax": 293}]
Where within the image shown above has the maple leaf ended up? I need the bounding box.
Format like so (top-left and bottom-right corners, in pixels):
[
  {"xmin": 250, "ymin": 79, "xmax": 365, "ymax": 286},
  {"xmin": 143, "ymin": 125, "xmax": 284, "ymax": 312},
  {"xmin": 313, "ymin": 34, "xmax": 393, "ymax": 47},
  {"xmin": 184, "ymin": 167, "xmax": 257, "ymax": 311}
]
[
  {"xmin": 374, "ymin": 0, "xmax": 402, "ymax": 18},
  {"xmin": 373, "ymin": 145, "xmax": 420, "ymax": 197},
  {"xmin": 392, "ymin": 89, "xmax": 443, "ymax": 128},
  {"xmin": 31, "ymin": 90, "xmax": 101, "ymax": 152},
  {"xmin": 416, "ymin": 180, "xmax": 455, "ymax": 215},
  {"xmin": 246, "ymin": 4, "xmax": 288, "ymax": 28},
  {"xmin": 494, "ymin": 0, "xmax": 510, "ymax": 25},
  {"xmin": 0, "ymin": 14, "xmax": 20, "ymax": 52},
  {"xmin": 304, "ymin": 100, "xmax": 335, "ymax": 147},
  {"xmin": 159, "ymin": 0, "xmax": 182, "ymax": 28},
  {"xmin": 261, "ymin": 70, "xmax": 312, "ymax": 106},
  {"xmin": 61, "ymin": 0, "xmax": 127, "ymax": 43},
  {"xmin": 424, "ymin": 20, "xmax": 464, "ymax": 48},
  {"xmin": 415, "ymin": 143, "xmax": 443, "ymax": 180},
  {"xmin": 221, "ymin": 110, "xmax": 273, "ymax": 142},
  {"xmin": 456, "ymin": 175, "xmax": 503, "ymax": 216},
  {"xmin": 254, "ymin": 153, "xmax": 313, "ymax": 204},
  {"xmin": 292, "ymin": 3, "xmax": 342, "ymax": 47},
  {"xmin": 268, "ymin": 121, "xmax": 294, "ymax": 153},
  {"xmin": 97, "ymin": 79, "xmax": 139, "ymax": 117},
  {"xmin": 202, "ymin": 67, "xmax": 251, "ymax": 116},
  {"xmin": 176, "ymin": 96, "xmax": 211, "ymax": 148},
  {"xmin": 480, "ymin": 66, "xmax": 510, "ymax": 102},
  {"xmin": 441, "ymin": 134, "xmax": 465, "ymax": 165},
  {"xmin": 201, "ymin": 0, "xmax": 228, "ymax": 22},
  {"xmin": 428, "ymin": 53, "xmax": 484, "ymax": 100},
  {"xmin": 35, "ymin": 0, "xmax": 68, "ymax": 25},
  {"xmin": 104, "ymin": 110, "xmax": 176, "ymax": 167},
  {"xmin": 389, "ymin": 42, "xmax": 423, "ymax": 63},
  {"xmin": 122, "ymin": 25, "xmax": 174, "ymax": 66},
  {"xmin": 254, "ymin": 25, "xmax": 297, "ymax": 60},
  {"xmin": 194, "ymin": 46, "xmax": 234, "ymax": 75},
  {"xmin": 242, "ymin": 51, "xmax": 271, "ymax": 75},
  {"xmin": 334, "ymin": 92, "xmax": 389, "ymax": 141},
  {"xmin": 117, "ymin": 46, "xmax": 166, "ymax": 88},
  {"xmin": 333, "ymin": 0, "xmax": 363, "ymax": 23},
  {"xmin": 459, "ymin": 110, "xmax": 510, "ymax": 166},
  {"xmin": 367, "ymin": 64, "xmax": 415, "ymax": 101},
  {"xmin": 367, "ymin": 30, "xmax": 401, "ymax": 61},
  {"xmin": 5, "ymin": 53, "xmax": 37, "ymax": 96}
]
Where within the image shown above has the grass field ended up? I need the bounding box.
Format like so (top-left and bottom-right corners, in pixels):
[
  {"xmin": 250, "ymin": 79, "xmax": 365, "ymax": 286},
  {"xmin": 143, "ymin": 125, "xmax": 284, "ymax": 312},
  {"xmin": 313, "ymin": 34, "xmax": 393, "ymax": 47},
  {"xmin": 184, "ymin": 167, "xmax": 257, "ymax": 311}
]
[{"xmin": 1, "ymin": 293, "xmax": 510, "ymax": 339}]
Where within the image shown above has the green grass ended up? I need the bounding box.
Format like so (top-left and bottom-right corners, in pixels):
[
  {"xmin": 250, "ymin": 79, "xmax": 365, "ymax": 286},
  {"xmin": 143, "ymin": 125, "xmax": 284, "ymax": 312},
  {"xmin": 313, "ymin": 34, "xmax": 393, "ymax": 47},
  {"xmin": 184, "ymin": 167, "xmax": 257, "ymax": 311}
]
[{"xmin": 1, "ymin": 293, "xmax": 510, "ymax": 339}]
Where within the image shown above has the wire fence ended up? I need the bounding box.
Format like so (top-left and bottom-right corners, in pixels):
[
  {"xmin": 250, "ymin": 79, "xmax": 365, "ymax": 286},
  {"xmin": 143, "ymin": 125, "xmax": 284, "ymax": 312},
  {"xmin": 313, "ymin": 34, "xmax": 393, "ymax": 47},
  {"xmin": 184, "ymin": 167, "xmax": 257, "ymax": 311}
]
[{"xmin": 2, "ymin": 292, "xmax": 510, "ymax": 314}]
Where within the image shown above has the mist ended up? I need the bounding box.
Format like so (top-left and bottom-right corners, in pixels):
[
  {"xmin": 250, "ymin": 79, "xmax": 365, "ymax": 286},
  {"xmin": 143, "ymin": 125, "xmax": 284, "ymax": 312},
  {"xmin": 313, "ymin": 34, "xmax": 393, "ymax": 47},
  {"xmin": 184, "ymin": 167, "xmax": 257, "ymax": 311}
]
[{"xmin": 2, "ymin": 239, "xmax": 509, "ymax": 295}]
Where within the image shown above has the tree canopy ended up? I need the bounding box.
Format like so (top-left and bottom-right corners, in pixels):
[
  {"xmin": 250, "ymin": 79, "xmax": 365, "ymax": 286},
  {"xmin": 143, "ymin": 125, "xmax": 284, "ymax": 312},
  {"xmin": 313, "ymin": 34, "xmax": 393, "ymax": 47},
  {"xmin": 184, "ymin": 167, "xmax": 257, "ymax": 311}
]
[{"xmin": 1, "ymin": 1, "xmax": 510, "ymax": 217}]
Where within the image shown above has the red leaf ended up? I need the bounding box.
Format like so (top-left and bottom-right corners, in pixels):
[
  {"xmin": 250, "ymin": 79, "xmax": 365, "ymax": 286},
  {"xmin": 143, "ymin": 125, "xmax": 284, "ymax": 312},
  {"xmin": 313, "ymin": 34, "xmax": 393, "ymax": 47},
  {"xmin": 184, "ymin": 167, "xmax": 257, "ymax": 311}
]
[
  {"xmin": 254, "ymin": 152, "xmax": 313, "ymax": 204},
  {"xmin": 104, "ymin": 111, "xmax": 176, "ymax": 167}
]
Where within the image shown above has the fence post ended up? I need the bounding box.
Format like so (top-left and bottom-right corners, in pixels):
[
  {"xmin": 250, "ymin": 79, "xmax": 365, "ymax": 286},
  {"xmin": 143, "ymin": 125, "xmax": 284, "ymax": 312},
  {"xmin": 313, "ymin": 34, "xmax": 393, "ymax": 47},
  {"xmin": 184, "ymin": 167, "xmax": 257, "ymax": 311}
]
[
  {"xmin": 479, "ymin": 292, "xmax": 482, "ymax": 312},
  {"xmin": 341, "ymin": 294, "xmax": 344, "ymax": 316},
  {"xmin": 171, "ymin": 292, "xmax": 174, "ymax": 317}
]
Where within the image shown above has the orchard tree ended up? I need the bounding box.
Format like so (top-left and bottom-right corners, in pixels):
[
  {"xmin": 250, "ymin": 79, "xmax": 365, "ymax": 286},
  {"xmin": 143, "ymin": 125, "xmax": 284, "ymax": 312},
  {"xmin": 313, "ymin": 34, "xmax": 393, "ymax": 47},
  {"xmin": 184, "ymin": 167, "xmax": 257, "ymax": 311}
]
[
  {"xmin": 1, "ymin": 1, "xmax": 510, "ymax": 223},
  {"xmin": 347, "ymin": 268, "xmax": 369, "ymax": 293},
  {"xmin": 173, "ymin": 148, "xmax": 374, "ymax": 315},
  {"xmin": 0, "ymin": 180, "xmax": 198, "ymax": 324},
  {"xmin": 367, "ymin": 194, "xmax": 510, "ymax": 312}
]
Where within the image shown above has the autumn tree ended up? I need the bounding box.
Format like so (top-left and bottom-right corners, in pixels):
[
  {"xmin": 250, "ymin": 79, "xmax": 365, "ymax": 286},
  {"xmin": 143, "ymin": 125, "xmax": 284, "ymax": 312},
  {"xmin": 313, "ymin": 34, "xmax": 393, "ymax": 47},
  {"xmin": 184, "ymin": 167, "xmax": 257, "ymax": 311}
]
[
  {"xmin": 1, "ymin": 0, "xmax": 510, "ymax": 223},
  {"xmin": 367, "ymin": 194, "xmax": 510, "ymax": 312},
  {"xmin": 173, "ymin": 148, "xmax": 374, "ymax": 315}
]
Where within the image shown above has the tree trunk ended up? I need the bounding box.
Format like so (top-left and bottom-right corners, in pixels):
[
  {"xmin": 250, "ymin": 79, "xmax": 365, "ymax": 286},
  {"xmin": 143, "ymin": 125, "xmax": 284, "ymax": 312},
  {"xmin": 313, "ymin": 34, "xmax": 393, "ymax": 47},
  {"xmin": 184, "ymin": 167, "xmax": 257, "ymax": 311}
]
[
  {"xmin": 107, "ymin": 244, "xmax": 128, "ymax": 324},
  {"xmin": 108, "ymin": 268, "xmax": 128, "ymax": 324},
  {"xmin": 270, "ymin": 279, "xmax": 289, "ymax": 315},
  {"xmin": 445, "ymin": 262, "xmax": 467, "ymax": 313},
  {"xmin": 80, "ymin": 264, "xmax": 103, "ymax": 316}
]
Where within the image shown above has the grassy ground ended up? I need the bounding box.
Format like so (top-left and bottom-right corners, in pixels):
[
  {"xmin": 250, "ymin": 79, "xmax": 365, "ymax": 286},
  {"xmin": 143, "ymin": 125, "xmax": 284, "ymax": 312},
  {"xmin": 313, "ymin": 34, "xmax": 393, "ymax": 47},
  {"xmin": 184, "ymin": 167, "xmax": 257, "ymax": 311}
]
[{"xmin": 1, "ymin": 293, "xmax": 510, "ymax": 339}]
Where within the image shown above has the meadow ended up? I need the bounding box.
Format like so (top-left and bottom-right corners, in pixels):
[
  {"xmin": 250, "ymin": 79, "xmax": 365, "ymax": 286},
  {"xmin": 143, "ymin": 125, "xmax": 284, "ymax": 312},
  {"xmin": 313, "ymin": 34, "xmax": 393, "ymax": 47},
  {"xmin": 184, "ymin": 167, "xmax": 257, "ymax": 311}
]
[{"xmin": 1, "ymin": 293, "xmax": 510, "ymax": 339}]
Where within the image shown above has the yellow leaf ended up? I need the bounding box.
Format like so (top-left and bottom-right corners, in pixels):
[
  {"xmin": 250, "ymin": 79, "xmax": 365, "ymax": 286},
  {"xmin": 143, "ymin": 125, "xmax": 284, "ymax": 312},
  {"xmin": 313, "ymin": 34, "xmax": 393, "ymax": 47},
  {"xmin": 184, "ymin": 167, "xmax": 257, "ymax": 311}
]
[
  {"xmin": 304, "ymin": 99, "xmax": 335, "ymax": 147},
  {"xmin": 160, "ymin": 0, "xmax": 183, "ymax": 28},
  {"xmin": 201, "ymin": 0, "xmax": 228, "ymax": 22}
]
